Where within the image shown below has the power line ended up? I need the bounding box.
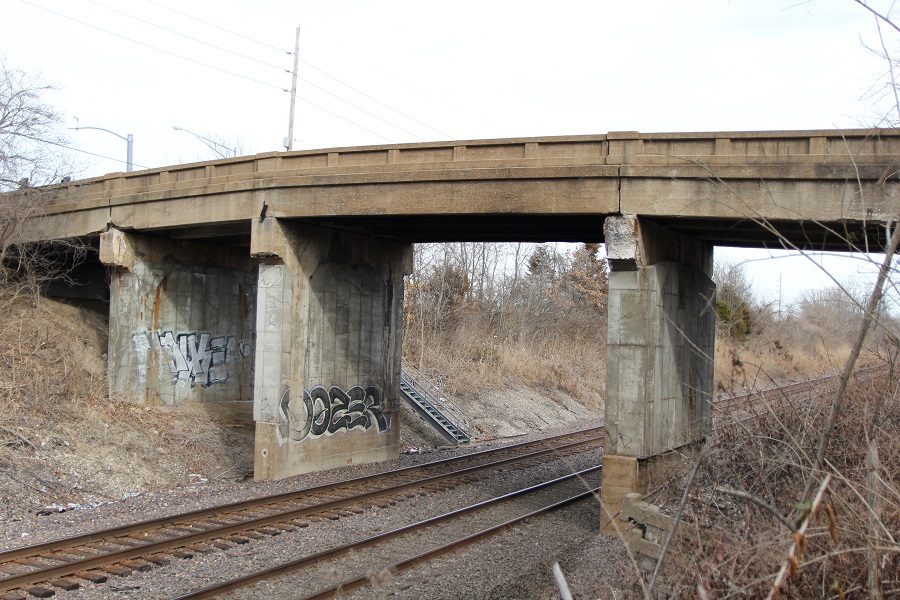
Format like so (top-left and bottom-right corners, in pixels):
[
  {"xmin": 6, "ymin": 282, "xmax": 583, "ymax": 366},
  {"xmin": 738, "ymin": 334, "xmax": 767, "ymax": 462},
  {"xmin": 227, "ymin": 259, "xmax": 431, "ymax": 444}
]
[
  {"xmin": 295, "ymin": 95, "xmax": 397, "ymax": 143},
  {"xmin": 298, "ymin": 76, "xmax": 426, "ymax": 141},
  {"xmin": 300, "ymin": 60, "xmax": 454, "ymax": 139},
  {"xmin": 105, "ymin": 0, "xmax": 451, "ymax": 140},
  {"xmin": 16, "ymin": 1, "xmax": 396, "ymax": 143},
  {"xmin": 83, "ymin": 0, "xmax": 291, "ymax": 75},
  {"xmin": 133, "ymin": 0, "xmax": 451, "ymax": 139},
  {"xmin": 105, "ymin": 0, "xmax": 436, "ymax": 140},
  {"xmin": 15, "ymin": 132, "xmax": 150, "ymax": 170},
  {"xmin": 142, "ymin": 0, "xmax": 292, "ymax": 55},
  {"xmin": 16, "ymin": 0, "xmax": 287, "ymax": 92},
  {"xmin": 15, "ymin": 0, "xmax": 445, "ymax": 145}
]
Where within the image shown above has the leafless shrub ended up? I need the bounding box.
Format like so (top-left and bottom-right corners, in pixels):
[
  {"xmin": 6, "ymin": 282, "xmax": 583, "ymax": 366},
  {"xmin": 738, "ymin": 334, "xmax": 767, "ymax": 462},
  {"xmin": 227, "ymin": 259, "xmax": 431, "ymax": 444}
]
[
  {"xmin": 402, "ymin": 242, "xmax": 608, "ymax": 406},
  {"xmin": 652, "ymin": 368, "xmax": 899, "ymax": 598},
  {"xmin": 0, "ymin": 61, "xmax": 74, "ymax": 191}
]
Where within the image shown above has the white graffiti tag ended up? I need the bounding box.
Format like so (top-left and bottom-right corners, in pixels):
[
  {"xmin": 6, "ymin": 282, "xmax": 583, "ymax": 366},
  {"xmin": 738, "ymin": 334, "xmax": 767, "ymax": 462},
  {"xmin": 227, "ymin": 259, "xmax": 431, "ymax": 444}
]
[{"xmin": 132, "ymin": 331, "xmax": 251, "ymax": 387}]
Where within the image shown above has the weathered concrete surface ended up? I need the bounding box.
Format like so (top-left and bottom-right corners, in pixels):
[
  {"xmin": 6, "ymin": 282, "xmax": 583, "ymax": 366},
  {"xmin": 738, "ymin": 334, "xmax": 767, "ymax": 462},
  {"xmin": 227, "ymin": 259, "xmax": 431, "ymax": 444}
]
[
  {"xmin": 604, "ymin": 216, "xmax": 714, "ymax": 458},
  {"xmin": 249, "ymin": 218, "xmax": 411, "ymax": 480},
  {"xmin": 100, "ymin": 229, "xmax": 256, "ymax": 419},
  {"xmin": 601, "ymin": 216, "xmax": 715, "ymax": 523},
  {"xmin": 11, "ymin": 128, "xmax": 897, "ymax": 487},
  {"xmin": 13, "ymin": 129, "xmax": 899, "ymax": 249}
]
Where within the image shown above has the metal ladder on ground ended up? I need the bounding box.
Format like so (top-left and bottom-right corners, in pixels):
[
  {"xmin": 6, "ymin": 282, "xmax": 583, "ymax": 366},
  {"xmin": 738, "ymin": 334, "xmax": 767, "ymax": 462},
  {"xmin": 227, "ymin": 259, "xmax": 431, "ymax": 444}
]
[{"xmin": 399, "ymin": 369, "xmax": 471, "ymax": 445}]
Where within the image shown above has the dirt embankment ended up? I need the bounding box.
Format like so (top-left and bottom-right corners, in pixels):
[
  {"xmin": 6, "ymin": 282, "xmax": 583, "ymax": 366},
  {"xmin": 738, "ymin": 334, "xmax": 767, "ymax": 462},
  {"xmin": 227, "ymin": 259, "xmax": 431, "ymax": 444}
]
[
  {"xmin": 0, "ymin": 295, "xmax": 601, "ymax": 519},
  {"xmin": 0, "ymin": 296, "xmax": 254, "ymax": 521}
]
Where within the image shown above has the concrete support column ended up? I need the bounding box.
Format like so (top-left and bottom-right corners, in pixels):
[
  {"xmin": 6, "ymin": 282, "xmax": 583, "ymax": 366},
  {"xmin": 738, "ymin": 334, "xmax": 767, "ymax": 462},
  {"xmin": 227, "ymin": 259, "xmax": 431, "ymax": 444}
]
[
  {"xmin": 601, "ymin": 215, "xmax": 715, "ymax": 529},
  {"xmin": 250, "ymin": 218, "xmax": 412, "ymax": 480},
  {"xmin": 99, "ymin": 228, "xmax": 257, "ymax": 420}
]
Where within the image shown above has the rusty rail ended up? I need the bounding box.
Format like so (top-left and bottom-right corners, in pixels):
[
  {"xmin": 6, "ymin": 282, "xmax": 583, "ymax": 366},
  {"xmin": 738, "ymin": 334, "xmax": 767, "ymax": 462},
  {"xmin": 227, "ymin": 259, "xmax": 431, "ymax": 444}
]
[{"xmin": 0, "ymin": 427, "xmax": 602, "ymax": 598}]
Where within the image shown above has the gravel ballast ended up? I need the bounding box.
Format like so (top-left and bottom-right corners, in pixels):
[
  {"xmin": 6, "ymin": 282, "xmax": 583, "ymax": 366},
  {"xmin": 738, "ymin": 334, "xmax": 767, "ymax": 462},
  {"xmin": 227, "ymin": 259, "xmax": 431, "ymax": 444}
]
[{"xmin": 0, "ymin": 420, "xmax": 642, "ymax": 599}]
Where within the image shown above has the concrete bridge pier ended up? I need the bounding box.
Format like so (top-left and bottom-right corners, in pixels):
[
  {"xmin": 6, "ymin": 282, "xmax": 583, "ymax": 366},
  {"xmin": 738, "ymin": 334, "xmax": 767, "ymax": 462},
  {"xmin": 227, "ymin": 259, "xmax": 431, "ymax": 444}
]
[
  {"xmin": 99, "ymin": 228, "xmax": 257, "ymax": 420},
  {"xmin": 601, "ymin": 215, "xmax": 715, "ymax": 530},
  {"xmin": 249, "ymin": 218, "xmax": 411, "ymax": 480}
]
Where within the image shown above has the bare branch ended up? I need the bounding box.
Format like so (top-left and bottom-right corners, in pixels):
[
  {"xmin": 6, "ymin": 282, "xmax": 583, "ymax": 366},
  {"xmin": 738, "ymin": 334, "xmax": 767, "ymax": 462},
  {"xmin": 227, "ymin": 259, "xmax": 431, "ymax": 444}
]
[
  {"xmin": 715, "ymin": 485, "xmax": 798, "ymax": 533},
  {"xmin": 854, "ymin": 1, "xmax": 900, "ymax": 34},
  {"xmin": 766, "ymin": 475, "xmax": 833, "ymax": 599},
  {"xmin": 799, "ymin": 223, "xmax": 900, "ymax": 509}
]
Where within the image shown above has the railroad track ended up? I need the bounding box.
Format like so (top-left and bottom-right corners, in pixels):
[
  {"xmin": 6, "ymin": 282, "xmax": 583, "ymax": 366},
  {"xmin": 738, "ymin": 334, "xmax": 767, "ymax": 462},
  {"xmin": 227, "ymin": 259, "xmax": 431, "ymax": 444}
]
[
  {"xmin": 711, "ymin": 365, "xmax": 888, "ymax": 422},
  {"xmin": 0, "ymin": 426, "xmax": 602, "ymax": 599},
  {"xmin": 175, "ymin": 466, "xmax": 601, "ymax": 599}
]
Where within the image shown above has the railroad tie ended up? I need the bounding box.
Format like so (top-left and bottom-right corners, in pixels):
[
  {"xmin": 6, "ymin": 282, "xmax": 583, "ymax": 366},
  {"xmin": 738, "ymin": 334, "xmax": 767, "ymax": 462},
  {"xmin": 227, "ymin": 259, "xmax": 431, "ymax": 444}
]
[
  {"xmin": 48, "ymin": 578, "xmax": 79, "ymax": 591},
  {"xmin": 73, "ymin": 571, "xmax": 107, "ymax": 583},
  {"xmin": 12, "ymin": 558, "xmax": 45, "ymax": 568},
  {"xmin": 226, "ymin": 536, "xmax": 250, "ymax": 545},
  {"xmin": 210, "ymin": 541, "xmax": 233, "ymax": 550},
  {"xmin": 120, "ymin": 560, "xmax": 153, "ymax": 572},
  {"xmin": 257, "ymin": 527, "xmax": 282, "ymax": 536},
  {"xmin": 99, "ymin": 564, "xmax": 132, "ymax": 577}
]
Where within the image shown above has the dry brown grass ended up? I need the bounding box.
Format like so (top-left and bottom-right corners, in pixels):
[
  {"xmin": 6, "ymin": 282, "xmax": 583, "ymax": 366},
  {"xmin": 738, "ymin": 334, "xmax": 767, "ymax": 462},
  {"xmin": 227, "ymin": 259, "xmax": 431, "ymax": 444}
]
[
  {"xmin": 405, "ymin": 308, "xmax": 606, "ymax": 411},
  {"xmin": 713, "ymin": 335, "xmax": 856, "ymax": 395},
  {"xmin": 653, "ymin": 369, "xmax": 900, "ymax": 598},
  {"xmin": 0, "ymin": 292, "xmax": 252, "ymax": 519}
]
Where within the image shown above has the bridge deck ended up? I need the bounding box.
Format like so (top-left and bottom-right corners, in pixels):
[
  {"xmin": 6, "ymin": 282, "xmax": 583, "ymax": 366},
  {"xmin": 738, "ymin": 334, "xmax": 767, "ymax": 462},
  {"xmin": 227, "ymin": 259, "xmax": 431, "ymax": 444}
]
[{"xmin": 9, "ymin": 129, "xmax": 899, "ymax": 249}]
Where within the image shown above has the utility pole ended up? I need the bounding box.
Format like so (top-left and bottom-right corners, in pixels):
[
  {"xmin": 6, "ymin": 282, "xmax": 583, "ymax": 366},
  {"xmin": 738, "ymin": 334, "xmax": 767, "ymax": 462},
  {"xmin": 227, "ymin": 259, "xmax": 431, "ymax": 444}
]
[
  {"xmin": 778, "ymin": 274, "xmax": 782, "ymax": 319},
  {"xmin": 285, "ymin": 25, "xmax": 301, "ymax": 151}
]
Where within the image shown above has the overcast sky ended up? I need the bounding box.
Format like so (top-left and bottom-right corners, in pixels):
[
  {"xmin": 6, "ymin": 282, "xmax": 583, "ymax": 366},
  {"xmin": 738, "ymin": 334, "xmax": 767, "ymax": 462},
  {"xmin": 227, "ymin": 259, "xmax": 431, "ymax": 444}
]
[{"xmin": 3, "ymin": 0, "xmax": 898, "ymax": 306}]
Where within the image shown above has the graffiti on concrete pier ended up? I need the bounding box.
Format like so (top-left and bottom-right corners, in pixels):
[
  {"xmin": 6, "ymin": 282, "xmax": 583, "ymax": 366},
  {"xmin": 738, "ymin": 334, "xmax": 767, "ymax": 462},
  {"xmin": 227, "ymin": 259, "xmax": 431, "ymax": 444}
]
[
  {"xmin": 132, "ymin": 330, "xmax": 252, "ymax": 387},
  {"xmin": 280, "ymin": 385, "xmax": 388, "ymax": 442}
]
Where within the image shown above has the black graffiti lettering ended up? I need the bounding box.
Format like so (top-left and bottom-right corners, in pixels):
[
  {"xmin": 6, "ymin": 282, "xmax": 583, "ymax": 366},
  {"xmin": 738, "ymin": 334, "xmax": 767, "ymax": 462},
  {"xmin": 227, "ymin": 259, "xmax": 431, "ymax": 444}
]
[
  {"xmin": 329, "ymin": 386, "xmax": 370, "ymax": 432},
  {"xmin": 308, "ymin": 386, "xmax": 332, "ymax": 437},
  {"xmin": 364, "ymin": 385, "xmax": 388, "ymax": 431},
  {"xmin": 280, "ymin": 384, "xmax": 388, "ymax": 442}
]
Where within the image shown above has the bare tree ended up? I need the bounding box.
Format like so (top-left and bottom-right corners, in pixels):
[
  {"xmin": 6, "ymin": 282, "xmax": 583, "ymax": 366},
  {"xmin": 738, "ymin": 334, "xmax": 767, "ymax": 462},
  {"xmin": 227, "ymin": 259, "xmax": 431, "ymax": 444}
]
[
  {"xmin": 0, "ymin": 62, "xmax": 82, "ymax": 296},
  {"xmin": 0, "ymin": 61, "xmax": 70, "ymax": 191}
]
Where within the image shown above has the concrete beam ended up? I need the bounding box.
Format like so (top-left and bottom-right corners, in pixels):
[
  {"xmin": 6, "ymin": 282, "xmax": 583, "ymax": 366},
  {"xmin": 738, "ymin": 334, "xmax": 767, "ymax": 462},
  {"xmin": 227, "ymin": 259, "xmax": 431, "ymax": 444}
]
[{"xmin": 10, "ymin": 129, "xmax": 897, "ymax": 245}]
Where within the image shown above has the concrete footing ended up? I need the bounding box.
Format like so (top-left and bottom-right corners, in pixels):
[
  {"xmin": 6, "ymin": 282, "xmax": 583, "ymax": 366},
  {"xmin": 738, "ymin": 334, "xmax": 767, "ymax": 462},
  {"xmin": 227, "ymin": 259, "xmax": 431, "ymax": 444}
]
[{"xmin": 600, "ymin": 449, "xmax": 697, "ymax": 533}]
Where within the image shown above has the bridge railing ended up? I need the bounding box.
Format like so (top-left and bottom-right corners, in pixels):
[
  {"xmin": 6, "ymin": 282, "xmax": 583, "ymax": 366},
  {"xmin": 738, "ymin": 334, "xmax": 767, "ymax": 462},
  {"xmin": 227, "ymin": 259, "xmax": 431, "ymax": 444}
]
[{"xmin": 26, "ymin": 128, "xmax": 900, "ymax": 211}]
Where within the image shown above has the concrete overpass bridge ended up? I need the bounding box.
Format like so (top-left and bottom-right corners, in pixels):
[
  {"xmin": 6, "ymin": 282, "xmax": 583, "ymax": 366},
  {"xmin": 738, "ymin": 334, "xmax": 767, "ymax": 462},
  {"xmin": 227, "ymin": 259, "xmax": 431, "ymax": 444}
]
[{"xmin": 7, "ymin": 128, "xmax": 899, "ymax": 520}]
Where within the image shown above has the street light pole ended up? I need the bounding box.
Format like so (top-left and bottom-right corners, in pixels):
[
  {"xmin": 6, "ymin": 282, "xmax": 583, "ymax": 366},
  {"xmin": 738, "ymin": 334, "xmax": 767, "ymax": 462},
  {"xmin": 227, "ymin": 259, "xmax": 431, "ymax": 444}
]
[
  {"xmin": 173, "ymin": 126, "xmax": 237, "ymax": 158},
  {"xmin": 69, "ymin": 125, "xmax": 134, "ymax": 172}
]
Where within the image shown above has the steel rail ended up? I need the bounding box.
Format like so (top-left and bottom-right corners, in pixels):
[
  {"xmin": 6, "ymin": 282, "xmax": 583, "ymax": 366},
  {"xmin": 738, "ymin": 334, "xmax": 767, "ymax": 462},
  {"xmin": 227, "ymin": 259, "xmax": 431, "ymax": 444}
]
[
  {"xmin": 299, "ymin": 488, "xmax": 600, "ymax": 600},
  {"xmin": 711, "ymin": 365, "xmax": 887, "ymax": 414},
  {"xmin": 0, "ymin": 425, "xmax": 601, "ymax": 565},
  {"xmin": 0, "ymin": 432, "xmax": 602, "ymax": 593},
  {"xmin": 174, "ymin": 466, "xmax": 602, "ymax": 599}
]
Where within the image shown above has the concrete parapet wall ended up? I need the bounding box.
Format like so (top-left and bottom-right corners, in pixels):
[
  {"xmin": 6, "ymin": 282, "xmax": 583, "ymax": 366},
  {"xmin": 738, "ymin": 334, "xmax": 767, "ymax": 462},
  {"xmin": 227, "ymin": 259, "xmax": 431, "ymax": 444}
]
[
  {"xmin": 14, "ymin": 129, "xmax": 898, "ymax": 244},
  {"xmin": 101, "ymin": 229, "xmax": 256, "ymax": 417}
]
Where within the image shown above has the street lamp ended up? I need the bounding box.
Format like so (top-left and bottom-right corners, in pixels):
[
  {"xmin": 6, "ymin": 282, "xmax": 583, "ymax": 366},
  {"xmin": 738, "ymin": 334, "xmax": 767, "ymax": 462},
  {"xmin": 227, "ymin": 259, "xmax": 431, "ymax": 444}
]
[
  {"xmin": 69, "ymin": 125, "xmax": 133, "ymax": 172},
  {"xmin": 173, "ymin": 126, "xmax": 237, "ymax": 159}
]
